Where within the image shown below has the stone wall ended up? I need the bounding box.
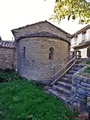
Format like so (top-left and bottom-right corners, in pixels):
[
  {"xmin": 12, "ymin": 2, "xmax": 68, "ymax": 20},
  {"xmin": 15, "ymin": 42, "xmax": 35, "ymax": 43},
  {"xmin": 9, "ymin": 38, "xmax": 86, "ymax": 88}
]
[
  {"xmin": 0, "ymin": 47, "xmax": 17, "ymax": 69},
  {"xmin": 71, "ymin": 66, "xmax": 90, "ymax": 112},
  {"xmin": 17, "ymin": 37, "xmax": 70, "ymax": 84}
]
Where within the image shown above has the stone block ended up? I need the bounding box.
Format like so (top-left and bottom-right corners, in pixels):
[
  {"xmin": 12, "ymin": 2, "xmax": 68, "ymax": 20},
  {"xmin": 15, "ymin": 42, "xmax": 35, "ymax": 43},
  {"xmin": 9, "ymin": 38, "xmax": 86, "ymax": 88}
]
[
  {"xmin": 87, "ymin": 78, "xmax": 90, "ymax": 84},
  {"xmin": 86, "ymin": 91, "xmax": 90, "ymax": 96},
  {"xmin": 81, "ymin": 82, "xmax": 90, "ymax": 87},
  {"xmin": 87, "ymin": 102, "xmax": 90, "ymax": 107},
  {"xmin": 87, "ymin": 97, "xmax": 90, "ymax": 101},
  {"xmin": 77, "ymin": 88, "xmax": 86, "ymax": 95},
  {"xmin": 71, "ymin": 86, "xmax": 76, "ymax": 93}
]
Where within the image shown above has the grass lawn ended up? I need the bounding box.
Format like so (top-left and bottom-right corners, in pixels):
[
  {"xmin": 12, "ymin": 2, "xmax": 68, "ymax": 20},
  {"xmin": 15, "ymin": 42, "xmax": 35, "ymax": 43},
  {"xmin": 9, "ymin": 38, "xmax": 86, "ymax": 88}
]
[{"xmin": 0, "ymin": 69, "xmax": 78, "ymax": 120}]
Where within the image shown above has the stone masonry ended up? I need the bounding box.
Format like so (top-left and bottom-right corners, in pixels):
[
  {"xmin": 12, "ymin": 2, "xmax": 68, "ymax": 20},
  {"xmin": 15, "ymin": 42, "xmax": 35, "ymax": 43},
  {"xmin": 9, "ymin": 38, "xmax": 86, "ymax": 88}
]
[
  {"xmin": 71, "ymin": 66, "xmax": 90, "ymax": 112},
  {"xmin": 0, "ymin": 41, "xmax": 17, "ymax": 69},
  {"xmin": 12, "ymin": 20, "xmax": 71, "ymax": 84},
  {"xmin": 17, "ymin": 37, "xmax": 70, "ymax": 84}
]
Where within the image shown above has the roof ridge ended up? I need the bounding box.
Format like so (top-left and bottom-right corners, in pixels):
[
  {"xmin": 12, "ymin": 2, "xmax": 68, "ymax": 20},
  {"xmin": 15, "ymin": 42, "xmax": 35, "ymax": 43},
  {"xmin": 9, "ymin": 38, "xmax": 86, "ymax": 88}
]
[
  {"xmin": 11, "ymin": 20, "xmax": 72, "ymax": 36},
  {"xmin": 16, "ymin": 32, "xmax": 70, "ymax": 45},
  {"xmin": 73, "ymin": 24, "xmax": 90, "ymax": 36}
]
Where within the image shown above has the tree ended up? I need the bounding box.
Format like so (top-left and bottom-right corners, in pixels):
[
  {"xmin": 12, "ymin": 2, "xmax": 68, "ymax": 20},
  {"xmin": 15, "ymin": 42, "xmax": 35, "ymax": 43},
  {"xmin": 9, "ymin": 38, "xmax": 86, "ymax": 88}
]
[{"xmin": 49, "ymin": 0, "xmax": 90, "ymax": 24}]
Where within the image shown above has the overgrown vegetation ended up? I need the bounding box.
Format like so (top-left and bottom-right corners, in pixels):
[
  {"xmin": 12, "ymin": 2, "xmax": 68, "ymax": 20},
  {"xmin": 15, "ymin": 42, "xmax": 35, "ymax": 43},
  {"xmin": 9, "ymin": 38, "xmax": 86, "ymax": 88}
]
[
  {"xmin": 84, "ymin": 66, "xmax": 90, "ymax": 73},
  {"xmin": 0, "ymin": 68, "xmax": 20, "ymax": 83},
  {"xmin": 84, "ymin": 61, "xmax": 90, "ymax": 73},
  {"xmin": 0, "ymin": 69, "xmax": 78, "ymax": 120},
  {"xmin": 86, "ymin": 60, "xmax": 90, "ymax": 65}
]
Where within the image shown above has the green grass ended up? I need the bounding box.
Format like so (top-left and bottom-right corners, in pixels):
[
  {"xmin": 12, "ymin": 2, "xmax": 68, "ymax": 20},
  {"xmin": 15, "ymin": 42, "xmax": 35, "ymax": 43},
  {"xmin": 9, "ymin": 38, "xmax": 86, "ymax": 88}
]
[{"xmin": 0, "ymin": 70, "xmax": 78, "ymax": 120}]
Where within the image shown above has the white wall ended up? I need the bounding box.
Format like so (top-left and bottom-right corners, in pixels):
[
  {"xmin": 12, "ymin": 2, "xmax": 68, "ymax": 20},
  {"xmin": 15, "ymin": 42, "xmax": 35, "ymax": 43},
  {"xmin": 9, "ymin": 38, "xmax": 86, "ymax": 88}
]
[
  {"xmin": 71, "ymin": 28, "xmax": 90, "ymax": 47},
  {"xmin": 87, "ymin": 29, "xmax": 90, "ymax": 40},
  {"xmin": 79, "ymin": 48, "xmax": 87, "ymax": 58}
]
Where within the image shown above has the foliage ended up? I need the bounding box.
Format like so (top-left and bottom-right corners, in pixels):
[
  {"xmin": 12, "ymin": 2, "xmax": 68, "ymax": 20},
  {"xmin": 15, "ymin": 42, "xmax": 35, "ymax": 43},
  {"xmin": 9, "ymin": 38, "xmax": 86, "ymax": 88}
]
[
  {"xmin": 86, "ymin": 60, "xmax": 90, "ymax": 64},
  {"xmin": 84, "ymin": 66, "xmax": 90, "ymax": 73},
  {"xmin": 0, "ymin": 68, "xmax": 21, "ymax": 83},
  {"xmin": 0, "ymin": 71, "xmax": 78, "ymax": 120},
  {"xmin": 49, "ymin": 0, "xmax": 90, "ymax": 24}
]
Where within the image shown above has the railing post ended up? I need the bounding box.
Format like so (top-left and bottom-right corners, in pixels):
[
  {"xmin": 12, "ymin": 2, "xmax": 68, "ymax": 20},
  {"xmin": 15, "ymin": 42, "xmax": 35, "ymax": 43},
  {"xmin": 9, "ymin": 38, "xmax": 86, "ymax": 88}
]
[
  {"xmin": 70, "ymin": 51, "xmax": 74, "ymax": 59},
  {"xmin": 53, "ymin": 67, "xmax": 55, "ymax": 74},
  {"xmin": 53, "ymin": 67, "xmax": 55, "ymax": 81},
  {"xmin": 74, "ymin": 50, "xmax": 77, "ymax": 58},
  {"xmin": 50, "ymin": 57, "xmax": 76, "ymax": 86}
]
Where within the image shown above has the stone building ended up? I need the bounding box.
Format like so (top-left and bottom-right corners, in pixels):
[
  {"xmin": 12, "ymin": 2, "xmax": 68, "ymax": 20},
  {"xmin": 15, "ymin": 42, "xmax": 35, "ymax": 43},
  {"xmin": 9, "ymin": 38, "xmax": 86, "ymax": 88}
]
[
  {"xmin": 0, "ymin": 41, "xmax": 17, "ymax": 69},
  {"xmin": 11, "ymin": 20, "xmax": 71, "ymax": 84}
]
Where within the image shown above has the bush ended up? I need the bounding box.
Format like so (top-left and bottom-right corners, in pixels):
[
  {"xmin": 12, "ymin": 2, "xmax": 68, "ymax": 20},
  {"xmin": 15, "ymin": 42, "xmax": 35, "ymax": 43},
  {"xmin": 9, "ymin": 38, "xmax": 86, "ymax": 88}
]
[
  {"xmin": 84, "ymin": 66, "xmax": 90, "ymax": 73},
  {"xmin": 0, "ymin": 77, "xmax": 3, "ymax": 83},
  {"xmin": 4, "ymin": 68, "xmax": 15, "ymax": 73},
  {"xmin": 0, "ymin": 68, "xmax": 3, "ymax": 72},
  {"xmin": 0, "ymin": 68, "xmax": 20, "ymax": 82},
  {"xmin": 86, "ymin": 60, "xmax": 90, "ymax": 64}
]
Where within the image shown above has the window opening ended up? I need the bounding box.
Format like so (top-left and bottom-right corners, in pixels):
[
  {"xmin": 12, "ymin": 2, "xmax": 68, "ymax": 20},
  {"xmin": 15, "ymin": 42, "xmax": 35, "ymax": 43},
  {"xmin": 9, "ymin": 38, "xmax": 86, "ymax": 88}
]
[
  {"xmin": 49, "ymin": 47, "xmax": 54, "ymax": 60},
  {"xmin": 23, "ymin": 47, "xmax": 26, "ymax": 58}
]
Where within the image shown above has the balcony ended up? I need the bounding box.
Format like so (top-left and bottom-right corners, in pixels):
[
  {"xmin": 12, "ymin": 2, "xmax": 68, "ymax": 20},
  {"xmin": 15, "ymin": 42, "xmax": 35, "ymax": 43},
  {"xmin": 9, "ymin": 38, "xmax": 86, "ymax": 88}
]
[
  {"xmin": 72, "ymin": 36, "xmax": 90, "ymax": 45},
  {"xmin": 72, "ymin": 36, "xmax": 90, "ymax": 49},
  {"xmin": 81, "ymin": 36, "xmax": 90, "ymax": 44},
  {"xmin": 71, "ymin": 36, "xmax": 90, "ymax": 49}
]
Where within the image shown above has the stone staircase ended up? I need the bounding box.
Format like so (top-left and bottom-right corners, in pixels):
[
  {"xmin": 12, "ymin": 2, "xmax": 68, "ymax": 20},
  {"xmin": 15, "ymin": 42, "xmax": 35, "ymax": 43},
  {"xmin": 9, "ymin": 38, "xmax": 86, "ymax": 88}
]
[{"xmin": 48, "ymin": 64, "xmax": 85, "ymax": 104}]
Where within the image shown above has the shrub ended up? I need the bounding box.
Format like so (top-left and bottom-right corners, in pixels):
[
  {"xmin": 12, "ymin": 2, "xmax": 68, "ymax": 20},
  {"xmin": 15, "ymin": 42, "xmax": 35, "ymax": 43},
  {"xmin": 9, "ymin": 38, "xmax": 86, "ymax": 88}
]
[
  {"xmin": 86, "ymin": 60, "xmax": 90, "ymax": 64},
  {"xmin": 0, "ymin": 77, "xmax": 3, "ymax": 83},
  {"xmin": 4, "ymin": 68, "xmax": 15, "ymax": 73},
  {"xmin": 0, "ymin": 68, "xmax": 20, "ymax": 82},
  {"xmin": 84, "ymin": 66, "xmax": 90, "ymax": 73}
]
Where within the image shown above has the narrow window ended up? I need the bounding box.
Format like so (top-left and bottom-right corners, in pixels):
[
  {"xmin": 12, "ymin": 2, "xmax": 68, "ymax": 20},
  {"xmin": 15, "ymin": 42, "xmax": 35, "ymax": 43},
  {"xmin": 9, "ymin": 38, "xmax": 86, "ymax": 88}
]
[
  {"xmin": 49, "ymin": 47, "xmax": 54, "ymax": 60},
  {"xmin": 23, "ymin": 47, "xmax": 26, "ymax": 58}
]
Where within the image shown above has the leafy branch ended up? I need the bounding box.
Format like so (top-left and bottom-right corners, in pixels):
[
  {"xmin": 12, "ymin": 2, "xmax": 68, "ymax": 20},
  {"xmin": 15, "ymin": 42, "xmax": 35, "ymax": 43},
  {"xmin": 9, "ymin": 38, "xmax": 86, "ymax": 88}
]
[{"xmin": 48, "ymin": 0, "xmax": 90, "ymax": 24}]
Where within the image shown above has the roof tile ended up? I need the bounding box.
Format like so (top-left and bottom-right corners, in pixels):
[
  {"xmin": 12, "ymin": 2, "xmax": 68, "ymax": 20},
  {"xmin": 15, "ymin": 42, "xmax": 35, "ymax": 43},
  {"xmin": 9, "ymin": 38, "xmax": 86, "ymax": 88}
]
[{"xmin": 0, "ymin": 41, "xmax": 15, "ymax": 48}]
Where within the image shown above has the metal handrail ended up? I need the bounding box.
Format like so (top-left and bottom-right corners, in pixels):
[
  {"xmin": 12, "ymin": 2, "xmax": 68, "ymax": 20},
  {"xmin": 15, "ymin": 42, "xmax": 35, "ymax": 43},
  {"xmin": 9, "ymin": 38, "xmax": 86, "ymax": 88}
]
[{"xmin": 50, "ymin": 56, "xmax": 76, "ymax": 86}]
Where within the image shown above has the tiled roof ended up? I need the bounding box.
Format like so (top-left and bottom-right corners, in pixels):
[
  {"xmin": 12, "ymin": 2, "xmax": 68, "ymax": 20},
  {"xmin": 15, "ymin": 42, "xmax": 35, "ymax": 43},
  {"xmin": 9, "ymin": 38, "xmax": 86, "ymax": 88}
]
[
  {"xmin": 17, "ymin": 31, "xmax": 70, "ymax": 44},
  {"xmin": 0, "ymin": 41, "xmax": 15, "ymax": 48},
  {"xmin": 72, "ymin": 24, "xmax": 90, "ymax": 36}
]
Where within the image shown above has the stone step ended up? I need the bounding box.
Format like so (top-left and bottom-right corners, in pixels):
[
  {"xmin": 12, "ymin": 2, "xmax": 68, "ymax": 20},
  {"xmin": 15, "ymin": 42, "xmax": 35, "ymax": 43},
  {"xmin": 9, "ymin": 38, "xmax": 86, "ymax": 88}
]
[
  {"xmin": 52, "ymin": 85, "xmax": 71, "ymax": 97},
  {"xmin": 73, "ymin": 64, "xmax": 85, "ymax": 68},
  {"xmin": 48, "ymin": 89, "xmax": 70, "ymax": 103},
  {"xmin": 64, "ymin": 74, "xmax": 73, "ymax": 79},
  {"xmin": 57, "ymin": 81, "xmax": 72, "ymax": 90},
  {"xmin": 71, "ymin": 66, "xmax": 82, "ymax": 71},
  {"xmin": 67, "ymin": 70, "xmax": 76, "ymax": 75},
  {"xmin": 60, "ymin": 77, "xmax": 72, "ymax": 84}
]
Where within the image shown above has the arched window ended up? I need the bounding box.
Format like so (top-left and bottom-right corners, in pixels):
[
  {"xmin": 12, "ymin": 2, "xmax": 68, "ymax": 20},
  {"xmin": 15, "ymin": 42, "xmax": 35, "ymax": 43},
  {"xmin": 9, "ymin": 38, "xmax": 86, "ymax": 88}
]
[{"xmin": 49, "ymin": 47, "xmax": 54, "ymax": 60}]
